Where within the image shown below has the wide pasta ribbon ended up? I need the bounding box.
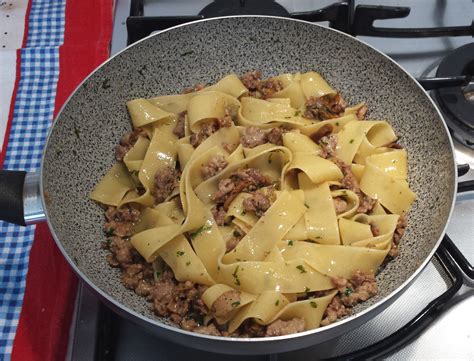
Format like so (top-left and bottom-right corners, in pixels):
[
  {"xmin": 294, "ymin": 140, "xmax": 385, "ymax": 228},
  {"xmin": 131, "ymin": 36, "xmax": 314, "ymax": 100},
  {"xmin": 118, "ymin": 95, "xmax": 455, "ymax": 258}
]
[
  {"xmin": 222, "ymin": 190, "xmax": 306, "ymax": 263},
  {"xmin": 360, "ymin": 151, "xmax": 416, "ymax": 214},
  {"xmin": 336, "ymin": 120, "xmax": 397, "ymax": 164},
  {"xmin": 279, "ymin": 240, "xmax": 391, "ymax": 279},
  {"xmin": 269, "ymin": 71, "xmax": 336, "ymax": 109},
  {"xmin": 91, "ymin": 104, "xmax": 178, "ymax": 207},
  {"xmin": 238, "ymin": 97, "xmax": 313, "ymax": 129},
  {"xmin": 149, "ymin": 73, "xmax": 248, "ymax": 113},
  {"xmin": 187, "ymin": 91, "xmax": 241, "ymax": 132}
]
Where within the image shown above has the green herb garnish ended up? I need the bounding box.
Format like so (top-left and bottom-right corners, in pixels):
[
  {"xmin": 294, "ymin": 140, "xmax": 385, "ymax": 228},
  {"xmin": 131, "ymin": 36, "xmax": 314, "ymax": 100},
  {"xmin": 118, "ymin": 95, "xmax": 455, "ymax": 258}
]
[
  {"xmin": 275, "ymin": 300, "xmax": 280, "ymax": 306},
  {"xmin": 232, "ymin": 266, "xmax": 241, "ymax": 286},
  {"xmin": 304, "ymin": 287, "xmax": 310, "ymax": 292},
  {"xmin": 287, "ymin": 240, "xmax": 294, "ymax": 246},
  {"xmin": 190, "ymin": 225, "xmax": 212, "ymax": 239},
  {"xmin": 176, "ymin": 250, "xmax": 185, "ymax": 257},
  {"xmin": 349, "ymin": 139, "xmax": 354, "ymax": 144},
  {"xmin": 296, "ymin": 265, "xmax": 307, "ymax": 273},
  {"xmin": 155, "ymin": 271, "xmax": 161, "ymax": 279},
  {"xmin": 344, "ymin": 287, "xmax": 353, "ymax": 296},
  {"xmin": 105, "ymin": 227, "xmax": 115, "ymax": 237},
  {"xmin": 180, "ymin": 50, "xmax": 194, "ymax": 57},
  {"xmin": 231, "ymin": 301, "xmax": 241, "ymax": 308},
  {"xmin": 186, "ymin": 261, "xmax": 191, "ymax": 266},
  {"xmin": 310, "ymin": 301, "xmax": 318, "ymax": 308}
]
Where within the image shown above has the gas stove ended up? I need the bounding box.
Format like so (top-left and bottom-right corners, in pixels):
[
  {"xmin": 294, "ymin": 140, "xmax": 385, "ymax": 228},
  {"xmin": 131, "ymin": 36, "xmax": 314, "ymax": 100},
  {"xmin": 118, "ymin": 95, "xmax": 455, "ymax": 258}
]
[{"xmin": 66, "ymin": 1, "xmax": 474, "ymax": 360}]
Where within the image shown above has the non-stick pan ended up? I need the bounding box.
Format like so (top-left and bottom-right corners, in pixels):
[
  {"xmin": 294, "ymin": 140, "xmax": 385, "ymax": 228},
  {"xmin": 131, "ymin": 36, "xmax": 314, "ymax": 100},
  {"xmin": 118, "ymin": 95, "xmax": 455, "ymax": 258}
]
[{"xmin": 0, "ymin": 17, "xmax": 457, "ymax": 355}]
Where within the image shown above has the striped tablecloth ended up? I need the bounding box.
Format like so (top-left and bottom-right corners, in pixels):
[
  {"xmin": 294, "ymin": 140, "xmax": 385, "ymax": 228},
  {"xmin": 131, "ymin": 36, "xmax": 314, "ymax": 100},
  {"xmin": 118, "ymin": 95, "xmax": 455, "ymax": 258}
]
[{"xmin": 0, "ymin": 1, "xmax": 113, "ymax": 359}]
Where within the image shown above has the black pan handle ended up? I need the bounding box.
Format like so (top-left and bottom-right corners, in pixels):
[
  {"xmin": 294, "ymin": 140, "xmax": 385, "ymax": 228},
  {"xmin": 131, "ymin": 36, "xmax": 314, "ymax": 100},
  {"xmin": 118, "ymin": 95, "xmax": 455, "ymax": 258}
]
[
  {"xmin": 0, "ymin": 170, "xmax": 26, "ymax": 226},
  {"xmin": 0, "ymin": 170, "xmax": 45, "ymax": 226}
]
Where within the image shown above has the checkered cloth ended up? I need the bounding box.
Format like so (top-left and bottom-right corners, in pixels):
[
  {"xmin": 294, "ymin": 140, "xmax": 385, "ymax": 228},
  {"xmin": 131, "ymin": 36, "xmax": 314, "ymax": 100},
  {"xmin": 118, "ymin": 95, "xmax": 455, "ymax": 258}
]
[{"xmin": 0, "ymin": 0, "xmax": 65, "ymax": 358}]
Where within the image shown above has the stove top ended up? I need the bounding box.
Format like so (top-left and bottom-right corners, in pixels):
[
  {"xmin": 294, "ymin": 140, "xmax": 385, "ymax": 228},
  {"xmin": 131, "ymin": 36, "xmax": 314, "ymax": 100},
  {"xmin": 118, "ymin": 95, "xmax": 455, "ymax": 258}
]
[{"xmin": 67, "ymin": 1, "xmax": 474, "ymax": 359}]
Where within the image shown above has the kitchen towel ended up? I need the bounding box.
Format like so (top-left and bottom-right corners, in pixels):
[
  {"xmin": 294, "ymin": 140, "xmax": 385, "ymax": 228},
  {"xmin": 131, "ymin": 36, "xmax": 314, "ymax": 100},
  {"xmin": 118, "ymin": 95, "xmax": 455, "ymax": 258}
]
[{"xmin": 0, "ymin": 1, "xmax": 113, "ymax": 360}]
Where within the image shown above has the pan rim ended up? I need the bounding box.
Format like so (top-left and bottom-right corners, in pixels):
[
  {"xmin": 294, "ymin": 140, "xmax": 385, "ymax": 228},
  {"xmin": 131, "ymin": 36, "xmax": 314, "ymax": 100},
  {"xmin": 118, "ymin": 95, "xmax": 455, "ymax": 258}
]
[{"xmin": 40, "ymin": 15, "xmax": 458, "ymax": 344}]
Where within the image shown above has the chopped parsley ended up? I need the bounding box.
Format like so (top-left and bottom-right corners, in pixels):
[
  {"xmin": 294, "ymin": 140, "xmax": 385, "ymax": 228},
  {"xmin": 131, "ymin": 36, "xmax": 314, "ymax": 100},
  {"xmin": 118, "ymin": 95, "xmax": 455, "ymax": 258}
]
[
  {"xmin": 180, "ymin": 50, "xmax": 194, "ymax": 57},
  {"xmin": 296, "ymin": 265, "xmax": 307, "ymax": 273},
  {"xmin": 349, "ymin": 139, "xmax": 355, "ymax": 144},
  {"xmin": 275, "ymin": 300, "xmax": 280, "ymax": 306},
  {"xmin": 344, "ymin": 287, "xmax": 353, "ymax": 296},
  {"xmin": 309, "ymin": 301, "xmax": 318, "ymax": 308},
  {"xmin": 190, "ymin": 225, "xmax": 212, "ymax": 239},
  {"xmin": 155, "ymin": 271, "xmax": 161, "ymax": 279},
  {"xmin": 186, "ymin": 261, "xmax": 191, "ymax": 266},
  {"xmin": 241, "ymin": 210, "xmax": 246, "ymax": 215},
  {"xmin": 287, "ymin": 240, "xmax": 294, "ymax": 246},
  {"xmin": 232, "ymin": 266, "xmax": 241, "ymax": 286},
  {"xmin": 176, "ymin": 250, "xmax": 185, "ymax": 257},
  {"xmin": 294, "ymin": 110, "xmax": 301, "ymax": 116},
  {"xmin": 233, "ymin": 230, "xmax": 241, "ymax": 237},
  {"xmin": 104, "ymin": 227, "xmax": 115, "ymax": 237},
  {"xmin": 231, "ymin": 301, "xmax": 241, "ymax": 308},
  {"xmin": 304, "ymin": 287, "xmax": 310, "ymax": 293},
  {"xmin": 335, "ymin": 122, "xmax": 340, "ymax": 126},
  {"xmin": 304, "ymin": 203, "xmax": 310, "ymax": 208}
]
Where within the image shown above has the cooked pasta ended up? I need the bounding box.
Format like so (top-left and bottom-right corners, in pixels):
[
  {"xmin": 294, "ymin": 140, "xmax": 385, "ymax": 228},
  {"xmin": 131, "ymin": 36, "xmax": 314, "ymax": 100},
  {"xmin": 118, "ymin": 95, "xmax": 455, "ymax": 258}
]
[{"xmin": 91, "ymin": 71, "xmax": 416, "ymax": 337}]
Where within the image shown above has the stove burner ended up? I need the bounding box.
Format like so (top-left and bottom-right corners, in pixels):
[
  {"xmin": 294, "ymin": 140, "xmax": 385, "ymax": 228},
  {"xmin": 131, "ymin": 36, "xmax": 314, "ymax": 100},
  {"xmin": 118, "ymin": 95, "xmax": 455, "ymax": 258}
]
[
  {"xmin": 435, "ymin": 43, "xmax": 474, "ymax": 148},
  {"xmin": 199, "ymin": 0, "xmax": 289, "ymax": 17}
]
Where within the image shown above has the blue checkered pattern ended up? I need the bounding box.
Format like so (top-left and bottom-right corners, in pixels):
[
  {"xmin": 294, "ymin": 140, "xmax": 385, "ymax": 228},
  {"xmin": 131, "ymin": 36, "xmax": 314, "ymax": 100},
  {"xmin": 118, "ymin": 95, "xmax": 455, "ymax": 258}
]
[
  {"xmin": 0, "ymin": 1, "xmax": 65, "ymax": 358},
  {"xmin": 26, "ymin": 0, "xmax": 66, "ymax": 48}
]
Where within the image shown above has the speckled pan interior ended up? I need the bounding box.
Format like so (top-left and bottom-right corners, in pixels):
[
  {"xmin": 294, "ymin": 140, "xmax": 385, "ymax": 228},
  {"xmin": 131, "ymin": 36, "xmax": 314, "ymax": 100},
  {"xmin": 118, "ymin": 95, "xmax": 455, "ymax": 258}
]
[{"xmin": 42, "ymin": 17, "xmax": 454, "ymax": 340}]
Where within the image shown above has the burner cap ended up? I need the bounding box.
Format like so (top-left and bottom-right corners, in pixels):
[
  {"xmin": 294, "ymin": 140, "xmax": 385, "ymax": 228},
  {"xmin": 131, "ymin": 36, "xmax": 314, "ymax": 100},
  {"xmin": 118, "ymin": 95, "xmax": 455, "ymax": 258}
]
[
  {"xmin": 199, "ymin": 0, "xmax": 289, "ymax": 17},
  {"xmin": 435, "ymin": 43, "xmax": 474, "ymax": 148}
]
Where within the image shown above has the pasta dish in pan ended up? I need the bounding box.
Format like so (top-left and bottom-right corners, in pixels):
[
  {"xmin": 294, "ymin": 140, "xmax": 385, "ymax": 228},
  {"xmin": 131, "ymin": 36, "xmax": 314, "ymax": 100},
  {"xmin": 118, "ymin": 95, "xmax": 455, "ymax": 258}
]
[{"xmin": 91, "ymin": 71, "xmax": 416, "ymax": 337}]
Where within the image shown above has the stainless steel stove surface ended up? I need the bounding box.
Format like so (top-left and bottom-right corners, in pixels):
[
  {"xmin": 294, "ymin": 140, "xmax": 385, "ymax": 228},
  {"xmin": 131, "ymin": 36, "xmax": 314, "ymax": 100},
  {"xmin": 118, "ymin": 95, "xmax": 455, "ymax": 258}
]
[{"xmin": 66, "ymin": 1, "xmax": 474, "ymax": 359}]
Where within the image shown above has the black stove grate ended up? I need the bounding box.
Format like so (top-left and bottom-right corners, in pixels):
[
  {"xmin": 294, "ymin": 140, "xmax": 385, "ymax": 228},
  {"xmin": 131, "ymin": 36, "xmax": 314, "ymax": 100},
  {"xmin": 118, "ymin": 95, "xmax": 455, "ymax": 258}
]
[
  {"xmin": 125, "ymin": 1, "xmax": 472, "ymax": 95},
  {"xmin": 126, "ymin": 0, "xmax": 474, "ymax": 44},
  {"xmin": 435, "ymin": 43, "xmax": 474, "ymax": 149}
]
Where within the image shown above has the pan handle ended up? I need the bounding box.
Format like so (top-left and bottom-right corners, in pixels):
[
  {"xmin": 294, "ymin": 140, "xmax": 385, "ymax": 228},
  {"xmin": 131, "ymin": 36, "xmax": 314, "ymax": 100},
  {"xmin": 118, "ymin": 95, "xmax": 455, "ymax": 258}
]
[{"xmin": 0, "ymin": 170, "xmax": 45, "ymax": 226}]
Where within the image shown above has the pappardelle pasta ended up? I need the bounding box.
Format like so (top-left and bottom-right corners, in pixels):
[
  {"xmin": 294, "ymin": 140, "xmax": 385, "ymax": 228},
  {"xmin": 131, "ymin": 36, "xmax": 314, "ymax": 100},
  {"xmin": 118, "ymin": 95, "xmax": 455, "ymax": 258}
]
[{"xmin": 91, "ymin": 71, "xmax": 416, "ymax": 337}]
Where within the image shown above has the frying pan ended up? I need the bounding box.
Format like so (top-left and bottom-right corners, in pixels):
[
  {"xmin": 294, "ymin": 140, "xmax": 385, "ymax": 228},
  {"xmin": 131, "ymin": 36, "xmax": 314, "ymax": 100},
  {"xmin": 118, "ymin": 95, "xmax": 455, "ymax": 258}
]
[{"xmin": 0, "ymin": 17, "xmax": 457, "ymax": 355}]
